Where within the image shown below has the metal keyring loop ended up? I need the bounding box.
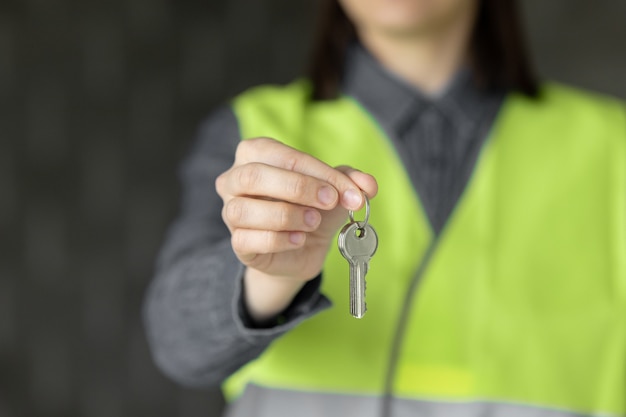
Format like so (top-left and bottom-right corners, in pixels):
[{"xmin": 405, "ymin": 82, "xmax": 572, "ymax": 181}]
[{"xmin": 348, "ymin": 192, "xmax": 370, "ymax": 228}]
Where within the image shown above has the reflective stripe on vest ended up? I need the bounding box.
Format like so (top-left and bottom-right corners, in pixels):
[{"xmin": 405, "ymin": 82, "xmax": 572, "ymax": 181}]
[
  {"xmin": 226, "ymin": 80, "xmax": 626, "ymax": 416},
  {"xmin": 225, "ymin": 384, "xmax": 605, "ymax": 417}
]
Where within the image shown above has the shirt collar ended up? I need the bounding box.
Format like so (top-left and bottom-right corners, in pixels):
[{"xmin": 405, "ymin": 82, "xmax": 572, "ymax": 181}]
[{"xmin": 340, "ymin": 42, "xmax": 500, "ymax": 138}]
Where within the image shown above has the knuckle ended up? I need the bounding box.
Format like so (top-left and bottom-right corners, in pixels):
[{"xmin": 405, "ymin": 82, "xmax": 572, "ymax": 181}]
[
  {"xmin": 221, "ymin": 205, "xmax": 229, "ymax": 226},
  {"xmin": 282, "ymin": 149, "xmax": 301, "ymax": 172},
  {"xmin": 328, "ymin": 166, "xmax": 352, "ymax": 190},
  {"xmin": 288, "ymin": 175, "xmax": 309, "ymax": 199},
  {"xmin": 277, "ymin": 203, "xmax": 292, "ymax": 229},
  {"xmin": 324, "ymin": 171, "xmax": 344, "ymax": 190},
  {"xmin": 264, "ymin": 231, "xmax": 280, "ymax": 252},
  {"xmin": 234, "ymin": 141, "xmax": 248, "ymax": 161},
  {"xmin": 236, "ymin": 164, "xmax": 262, "ymax": 190},
  {"xmin": 231, "ymin": 230, "xmax": 279, "ymax": 256},
  {"xmin": 238, "ymin": 137, "xmax": 273, "ymax": 160},
  {"xmin": 230, "ymin": 230, "xmax": 243, "ymax": 252},
  {"xmin": 215, "ymin": 171, "xmax": 227, "ymax": 196},
  {"xmin": 231, "ymin": 230, "xmax": 248, "ymax": 253},
  {"xmin": 236, "ymin": 139, "xmax": 255, "ymax": 157},
  {"xmin": 224, "ymin": 198, "xmax": 246, "ymax": 225}
]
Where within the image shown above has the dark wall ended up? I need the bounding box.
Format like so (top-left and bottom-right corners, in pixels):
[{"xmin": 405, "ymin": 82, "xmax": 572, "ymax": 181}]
[
  {"xmin": 2, "ymin": 1, "xmax": 625, "ymax": 416},
  {"xmin": 524, "ymin": 0, "xmax": 626, "ymax": 98}
]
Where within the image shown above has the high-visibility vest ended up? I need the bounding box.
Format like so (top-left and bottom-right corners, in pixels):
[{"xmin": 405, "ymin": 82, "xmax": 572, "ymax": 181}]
[{"xmin": 224, "ymin": 79, "xmax": 626, "ymax": 417}]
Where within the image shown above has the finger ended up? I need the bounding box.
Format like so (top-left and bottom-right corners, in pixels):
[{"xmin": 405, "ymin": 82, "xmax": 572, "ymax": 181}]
[
  {"xmin": 232, "ymin": 229, "xmax": 306, "ymax": 263},
  {"xmin": 223, "ymin": 197, "xmax": 321, "ymax": 232},
  {"xmin": 335, "ymin": 166, "xmax": 378, "ymax": 209},
  {"xmin": 235, "ymin": 138, "xmax": 364, "ymax": 210},
  {"xmin": 222, "ymin": 163, "xmax": 340, "ymax": 210}
]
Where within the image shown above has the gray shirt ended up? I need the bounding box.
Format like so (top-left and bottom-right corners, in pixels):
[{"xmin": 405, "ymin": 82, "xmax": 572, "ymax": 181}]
[{"xmin": 142, "ymin": 44, "xmax": 505, "ymax": 388}]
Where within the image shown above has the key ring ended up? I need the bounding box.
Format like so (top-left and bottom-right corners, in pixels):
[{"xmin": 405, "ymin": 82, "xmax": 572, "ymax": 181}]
[{"xmin": 348, "ymin": 191, "xmax": 370, "ymax": 228}]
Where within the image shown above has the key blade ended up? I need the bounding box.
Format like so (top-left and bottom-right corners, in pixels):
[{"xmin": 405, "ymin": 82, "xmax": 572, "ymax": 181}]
[
  {"xmin": 338, "ymin": 222, "xmax": 377, "ymax": 319},
  {"xmin": 350, "ymin": 259, "xmax": 368, "ymax": 318}
]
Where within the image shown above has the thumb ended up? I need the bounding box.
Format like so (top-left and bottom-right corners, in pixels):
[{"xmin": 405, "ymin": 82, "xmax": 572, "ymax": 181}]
[
  {"xmin": 316, "ymin": 166, "xmax": 378, "ymax": 236},
  {"xmin": 335, "ymin": 165, "xmax": 378, "ymax": 207}
]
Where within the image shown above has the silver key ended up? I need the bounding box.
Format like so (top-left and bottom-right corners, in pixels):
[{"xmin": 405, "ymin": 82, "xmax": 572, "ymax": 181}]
[{"xmin": 338, "ymin": 219, "xmax": 378, "ymax": 319}]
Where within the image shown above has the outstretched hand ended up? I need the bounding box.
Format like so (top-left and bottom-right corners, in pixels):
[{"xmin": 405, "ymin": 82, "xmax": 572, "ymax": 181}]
[{"xmin": 215, "ymin": 137, "xmax": 378, "ymax": 322}]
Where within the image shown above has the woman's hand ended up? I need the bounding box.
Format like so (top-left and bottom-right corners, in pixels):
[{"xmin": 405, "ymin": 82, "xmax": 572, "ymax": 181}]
[{"xmin": 215, "ymin": 137, "xmax": 378, "ymax": 323}]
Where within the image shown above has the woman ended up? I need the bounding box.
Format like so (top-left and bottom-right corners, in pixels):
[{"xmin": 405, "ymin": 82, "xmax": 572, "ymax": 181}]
[{"xmin": 144, "ymin": 0, "xmax": 626, "ymax": 416}]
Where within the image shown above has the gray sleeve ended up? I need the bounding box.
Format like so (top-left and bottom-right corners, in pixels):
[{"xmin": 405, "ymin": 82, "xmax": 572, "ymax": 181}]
[{"xmin": 142, "ymin": 105, "xmax": 331, "ymax": 388}]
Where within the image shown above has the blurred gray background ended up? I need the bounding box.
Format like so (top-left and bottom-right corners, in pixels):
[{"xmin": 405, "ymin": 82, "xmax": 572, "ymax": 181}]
[{"xmin": 1, "ymin": 0, "xmax": 625, "ymax": 416}]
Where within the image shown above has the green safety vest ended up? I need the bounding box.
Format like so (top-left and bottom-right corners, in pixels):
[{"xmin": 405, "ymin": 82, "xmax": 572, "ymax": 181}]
[{"xmin": 224, "ymin": 79, "xmax": 626, "ymax": 417}]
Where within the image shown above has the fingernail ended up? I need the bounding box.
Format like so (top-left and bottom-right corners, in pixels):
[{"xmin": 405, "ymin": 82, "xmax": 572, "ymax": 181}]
[
  {"xmin": 289, "ymin": 232, "xmax": 305, "ymax": 244},
  {"xmin": 317, "ymin": 186, "xmax": 336, "ymax": 206},
  {"xmin": 304, "ymin": 210, "xmax": 319, "ymax": 227},
  {"xmin": 343, "ymin": 189, "xmax": 362, "ymax": 209}
]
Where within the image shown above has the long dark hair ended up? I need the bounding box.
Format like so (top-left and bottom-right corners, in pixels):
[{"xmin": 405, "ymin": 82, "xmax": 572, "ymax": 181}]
[{"xmin": 307, "ymin": 0, "xmax": 539, "ymax": 100}]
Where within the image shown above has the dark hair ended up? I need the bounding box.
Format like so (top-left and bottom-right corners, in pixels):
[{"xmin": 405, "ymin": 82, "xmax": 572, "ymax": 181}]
[{"xmin": 307, "ymin": 0, "xmax": 539, "ymax": 100}]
